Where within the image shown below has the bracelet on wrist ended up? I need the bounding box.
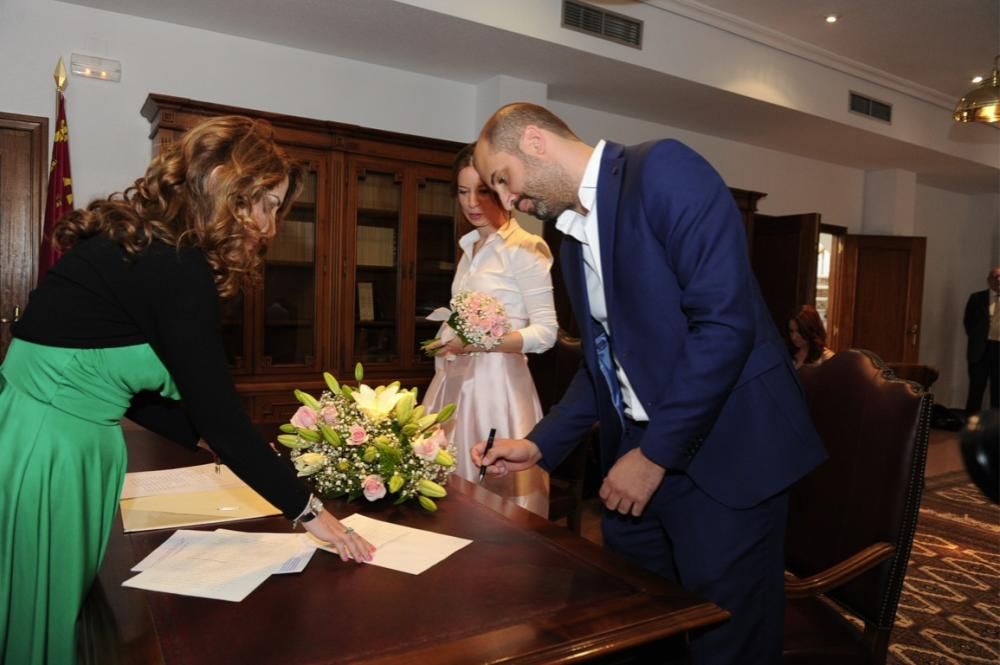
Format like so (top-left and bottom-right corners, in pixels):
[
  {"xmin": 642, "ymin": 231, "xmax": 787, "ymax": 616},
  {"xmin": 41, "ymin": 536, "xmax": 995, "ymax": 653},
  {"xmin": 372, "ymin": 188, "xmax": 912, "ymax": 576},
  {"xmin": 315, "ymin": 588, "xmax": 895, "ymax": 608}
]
[{"xmin": 292, "ymin": 494, "xmax": 325, "ymax": 530}]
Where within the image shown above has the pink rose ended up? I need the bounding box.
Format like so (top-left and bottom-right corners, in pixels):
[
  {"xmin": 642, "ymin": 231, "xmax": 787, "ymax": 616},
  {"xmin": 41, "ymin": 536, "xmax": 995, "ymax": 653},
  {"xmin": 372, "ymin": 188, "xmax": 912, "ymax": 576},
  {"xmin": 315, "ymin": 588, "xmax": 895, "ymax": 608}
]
[
  {"xmin": 348, "ymin": 424, "xmax": 368, "ymax": 445},
  {"xmin": 362, "ymin": 474, "xmax": 386, "ymax": 501},
  {"xmin": 319, "ymin": 405, "xmax": 339, "ymax": 426},
  {"xmin": 491, "ymin": 324, "xmax": 506, "ymax": 337},
  {"xmin": 412, "ymin": 427, "xmax": 448, "ymax": 461},
  {"xmin": 290, "ymin": 406, "xmax": 319, "ymax": 430}
]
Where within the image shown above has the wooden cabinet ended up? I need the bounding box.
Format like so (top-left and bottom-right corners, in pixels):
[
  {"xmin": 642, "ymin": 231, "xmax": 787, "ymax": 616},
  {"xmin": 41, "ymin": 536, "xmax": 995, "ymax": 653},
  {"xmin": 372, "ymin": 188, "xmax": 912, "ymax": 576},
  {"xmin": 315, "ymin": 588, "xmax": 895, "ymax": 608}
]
[
  {"xmin": 141, "ymin": 94, "xmax": 461, "ymax": 422},
  {"xmin": 345, "ymin": 158, "xmax": 454, "ymax": 373}
]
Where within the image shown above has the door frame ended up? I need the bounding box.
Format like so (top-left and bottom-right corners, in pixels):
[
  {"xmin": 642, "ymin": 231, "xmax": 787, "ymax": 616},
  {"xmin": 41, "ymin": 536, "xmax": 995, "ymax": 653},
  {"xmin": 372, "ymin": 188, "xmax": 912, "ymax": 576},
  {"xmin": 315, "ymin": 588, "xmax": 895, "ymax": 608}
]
[{"xmin": 0, "ymin": 111, "xmax": 48, "ymax": 359}]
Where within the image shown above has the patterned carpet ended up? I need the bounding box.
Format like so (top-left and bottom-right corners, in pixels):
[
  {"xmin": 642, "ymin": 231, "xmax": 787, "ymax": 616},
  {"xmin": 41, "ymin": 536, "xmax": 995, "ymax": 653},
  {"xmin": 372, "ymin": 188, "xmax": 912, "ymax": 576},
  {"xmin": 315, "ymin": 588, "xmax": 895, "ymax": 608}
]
[{"xmin": 888, "ymin": 471, "xmax": 1000, "ymax": 664}]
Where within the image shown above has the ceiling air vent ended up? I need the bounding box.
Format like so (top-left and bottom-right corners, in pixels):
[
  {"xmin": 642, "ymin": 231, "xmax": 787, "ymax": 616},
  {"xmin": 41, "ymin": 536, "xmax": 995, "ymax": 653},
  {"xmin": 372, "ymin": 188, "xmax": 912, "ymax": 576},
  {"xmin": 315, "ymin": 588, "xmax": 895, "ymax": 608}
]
[
  {"xmin": 849, "ymin": 92, "xmax": 892, "ymax": 123},
  {"xmin": 562, "ymin": 0, "xmax": 643, "ymax": 49}
]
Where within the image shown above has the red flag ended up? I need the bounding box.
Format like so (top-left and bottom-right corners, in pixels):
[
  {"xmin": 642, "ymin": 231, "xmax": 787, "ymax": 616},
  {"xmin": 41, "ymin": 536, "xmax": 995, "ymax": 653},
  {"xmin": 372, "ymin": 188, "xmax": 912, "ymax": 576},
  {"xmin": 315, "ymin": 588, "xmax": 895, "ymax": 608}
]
[{"xmin": 38, "ymin": 91, "xmax": 73, "ymax": 284}]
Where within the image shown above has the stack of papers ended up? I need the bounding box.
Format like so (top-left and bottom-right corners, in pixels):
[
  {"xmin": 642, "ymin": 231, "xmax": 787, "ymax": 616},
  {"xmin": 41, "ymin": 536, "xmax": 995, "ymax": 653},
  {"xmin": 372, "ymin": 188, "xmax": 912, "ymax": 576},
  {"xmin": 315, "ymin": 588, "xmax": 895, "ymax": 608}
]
[
  {"xmin": 123, "ymin": 529, "xmax": 317, "ymax": 601},
  {"xmin": 119, "ymin": 464, "xmax": 281, "ymax": 532},
  {"xmin": 121, "ymin": 516, "xmax": 474, "ymax": 601}
]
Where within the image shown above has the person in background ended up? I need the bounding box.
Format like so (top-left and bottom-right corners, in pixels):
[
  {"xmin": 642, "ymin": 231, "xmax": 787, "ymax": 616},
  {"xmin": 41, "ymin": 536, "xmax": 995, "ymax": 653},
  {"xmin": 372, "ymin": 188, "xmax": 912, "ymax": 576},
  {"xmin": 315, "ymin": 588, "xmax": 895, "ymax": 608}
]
[
  {"xmin": 964, "ymin": 266, "xmax": 1000, "ymax": 416},
  {"xmin": 786, "ymin": 304, "xmax": 835, "ymax": 370},
  {"xmin": 0, "ymin": 116, "xmax": 373, "ymax": 665},
  {"xmin": 470, "ymin": 102, "xmax": 825, "ymax": 665},
  {"xmin": 422, "ymin": 143, "xmax": 557, "ymax": 517}
]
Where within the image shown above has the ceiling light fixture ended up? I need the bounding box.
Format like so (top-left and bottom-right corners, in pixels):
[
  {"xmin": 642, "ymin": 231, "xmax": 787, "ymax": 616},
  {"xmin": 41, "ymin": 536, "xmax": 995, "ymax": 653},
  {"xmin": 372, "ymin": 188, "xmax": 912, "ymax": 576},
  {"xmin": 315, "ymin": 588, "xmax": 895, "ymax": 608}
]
[
  {"xmin": 971, "ymin": 75, "xmax": 984, "ymax": 84},
  {"xmin": 954, "ymin": 55, "xmax": 1000, "ymax": 124},
  {"xmin": 825, "ymin": 14, "xmax": 838, "ymax": 23}
]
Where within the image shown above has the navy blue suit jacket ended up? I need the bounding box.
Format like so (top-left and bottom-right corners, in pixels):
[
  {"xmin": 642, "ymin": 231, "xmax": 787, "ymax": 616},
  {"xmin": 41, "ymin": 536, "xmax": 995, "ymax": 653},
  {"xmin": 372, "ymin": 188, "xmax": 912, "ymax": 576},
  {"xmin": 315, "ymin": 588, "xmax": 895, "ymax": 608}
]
[{"xmin": 527, "ymin": 140, "xmax": 825, "ymax": 509}]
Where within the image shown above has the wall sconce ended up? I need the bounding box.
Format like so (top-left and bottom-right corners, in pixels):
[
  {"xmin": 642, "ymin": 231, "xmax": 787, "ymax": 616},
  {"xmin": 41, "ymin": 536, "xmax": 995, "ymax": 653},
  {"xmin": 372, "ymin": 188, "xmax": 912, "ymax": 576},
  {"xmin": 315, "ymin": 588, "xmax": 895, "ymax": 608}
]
[
  {"xmin": 70, "ymin": 53, "xmax": 121, "ymax": 82},
  {"xmin": 954, "ymin": 55, "xmax": 999, "ymax": 124}
]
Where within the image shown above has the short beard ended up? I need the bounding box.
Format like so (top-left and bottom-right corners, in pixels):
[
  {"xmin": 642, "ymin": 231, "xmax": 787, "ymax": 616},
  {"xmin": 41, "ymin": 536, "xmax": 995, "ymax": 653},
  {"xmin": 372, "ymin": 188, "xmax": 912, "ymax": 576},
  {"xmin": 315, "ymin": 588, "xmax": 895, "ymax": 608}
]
[{"xmin": 519, "ymin": 152, "xmax": 577, "ymax": 222}]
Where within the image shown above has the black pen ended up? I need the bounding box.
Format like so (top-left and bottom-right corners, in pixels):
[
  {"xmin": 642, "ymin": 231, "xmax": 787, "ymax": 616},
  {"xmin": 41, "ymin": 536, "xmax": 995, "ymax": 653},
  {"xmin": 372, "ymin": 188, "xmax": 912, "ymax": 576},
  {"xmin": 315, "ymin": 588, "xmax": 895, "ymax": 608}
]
[{"xmin": 478, "ymin": 428, "xmax": 497, "ymax": 483}]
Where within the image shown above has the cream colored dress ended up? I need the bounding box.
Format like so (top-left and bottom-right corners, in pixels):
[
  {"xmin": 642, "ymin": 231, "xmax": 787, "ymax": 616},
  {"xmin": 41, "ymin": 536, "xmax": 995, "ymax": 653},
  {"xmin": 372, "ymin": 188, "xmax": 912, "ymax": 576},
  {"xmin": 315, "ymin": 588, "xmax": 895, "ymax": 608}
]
[{"xmin": 423, "ymin": 219, "xmax": 557, "ymax": 516}]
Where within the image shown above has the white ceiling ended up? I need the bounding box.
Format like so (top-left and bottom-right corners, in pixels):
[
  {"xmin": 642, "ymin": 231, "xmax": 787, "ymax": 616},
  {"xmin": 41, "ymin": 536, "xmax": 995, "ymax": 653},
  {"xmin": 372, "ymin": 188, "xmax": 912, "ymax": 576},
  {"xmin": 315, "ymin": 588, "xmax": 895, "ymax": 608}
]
[
  {"xmin": 682, "ymin": 0, "xmax": 999, "ymax": 100},
  {"xmin": 61, "ymin": 0, "xmax": 1000, "ymax": 193}
]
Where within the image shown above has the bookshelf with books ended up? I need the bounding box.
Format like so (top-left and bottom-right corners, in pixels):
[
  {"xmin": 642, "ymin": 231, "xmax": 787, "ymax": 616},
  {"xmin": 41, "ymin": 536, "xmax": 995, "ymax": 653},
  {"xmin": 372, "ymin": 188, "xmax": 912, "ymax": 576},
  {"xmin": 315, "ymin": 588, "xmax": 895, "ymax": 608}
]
[{"xmin": 142, "ymin": 94, "xmax": 461, "ymax": 423}]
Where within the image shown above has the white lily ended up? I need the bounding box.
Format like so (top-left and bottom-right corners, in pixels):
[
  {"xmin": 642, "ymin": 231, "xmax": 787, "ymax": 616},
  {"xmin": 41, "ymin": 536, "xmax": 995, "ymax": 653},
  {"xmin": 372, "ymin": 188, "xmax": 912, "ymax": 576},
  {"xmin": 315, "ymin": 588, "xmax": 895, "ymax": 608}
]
[
  {"xmin": 351, "ymin": 383, "xmax": 405, "ymax": 420},
  {"xmin": 293, "ymin": 452, "xmax": 328, "ymax": 477}
]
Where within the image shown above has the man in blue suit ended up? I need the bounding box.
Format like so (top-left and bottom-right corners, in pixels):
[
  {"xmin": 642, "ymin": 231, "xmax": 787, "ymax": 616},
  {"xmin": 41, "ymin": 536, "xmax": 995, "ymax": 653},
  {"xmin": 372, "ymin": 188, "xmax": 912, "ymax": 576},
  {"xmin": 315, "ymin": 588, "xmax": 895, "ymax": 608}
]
[{"xmin": 472, "ymin": 103, "xmax": 826, "ymax": 664}]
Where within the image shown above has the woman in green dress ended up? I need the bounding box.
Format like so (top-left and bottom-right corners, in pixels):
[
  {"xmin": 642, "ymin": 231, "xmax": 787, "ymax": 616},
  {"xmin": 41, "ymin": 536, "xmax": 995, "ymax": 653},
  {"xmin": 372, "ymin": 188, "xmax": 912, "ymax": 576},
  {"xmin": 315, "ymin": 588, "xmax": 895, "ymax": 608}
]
[{"xmin": 0, "ymin": 115, "xmax": 374, "ymax": 664}]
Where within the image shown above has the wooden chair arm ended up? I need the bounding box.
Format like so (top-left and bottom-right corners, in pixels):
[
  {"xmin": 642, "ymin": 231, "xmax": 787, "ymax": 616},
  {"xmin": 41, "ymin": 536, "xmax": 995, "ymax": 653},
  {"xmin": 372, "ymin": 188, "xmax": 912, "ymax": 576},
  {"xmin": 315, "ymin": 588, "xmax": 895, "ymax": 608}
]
[{"xmin": 784, "ymin": 542, "xmax": 895, "ymax": 599}]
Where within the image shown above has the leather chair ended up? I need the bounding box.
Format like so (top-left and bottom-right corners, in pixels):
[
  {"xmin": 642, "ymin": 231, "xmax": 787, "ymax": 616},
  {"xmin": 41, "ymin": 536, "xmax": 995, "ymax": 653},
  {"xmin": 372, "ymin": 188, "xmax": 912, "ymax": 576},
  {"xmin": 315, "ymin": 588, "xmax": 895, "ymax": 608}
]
[
  {"xmin": 529, "ymin": 329, "xmax": 597, "ymax": 534},
  {"xmin": 784, "ymin": 349, "xmax": 932, "ymax": 665},
  {"xmin": 885, "ymin": 362, "xmax": 940, "ymax": 391}
]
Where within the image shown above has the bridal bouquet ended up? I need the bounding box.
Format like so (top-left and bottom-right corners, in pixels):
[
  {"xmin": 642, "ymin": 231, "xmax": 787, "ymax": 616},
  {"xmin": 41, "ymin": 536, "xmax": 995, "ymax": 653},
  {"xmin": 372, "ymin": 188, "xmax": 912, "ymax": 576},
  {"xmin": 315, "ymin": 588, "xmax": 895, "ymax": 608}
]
[
  {"xmin": 277, "ymin": 365, "xmax": 457, "ymax": 512},
  {"xmin": 421, "ymin": 290, "xmax": 511, "ymax": 355}
]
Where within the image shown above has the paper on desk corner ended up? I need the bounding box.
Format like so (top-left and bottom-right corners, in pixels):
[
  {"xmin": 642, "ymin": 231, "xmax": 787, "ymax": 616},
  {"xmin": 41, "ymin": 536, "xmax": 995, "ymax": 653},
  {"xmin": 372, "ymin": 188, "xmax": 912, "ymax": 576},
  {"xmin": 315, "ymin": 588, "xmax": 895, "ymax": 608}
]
[{"xmin": 313, "ymin": 514, "xmax": 471, "ymax": 575}]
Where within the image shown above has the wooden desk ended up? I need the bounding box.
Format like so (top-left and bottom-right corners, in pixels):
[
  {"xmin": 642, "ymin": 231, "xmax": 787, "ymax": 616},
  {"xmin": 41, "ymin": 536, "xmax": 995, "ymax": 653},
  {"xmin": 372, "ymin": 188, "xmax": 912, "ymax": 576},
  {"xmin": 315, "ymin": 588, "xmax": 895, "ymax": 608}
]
[{"xmin": 80, "ymin": 428, "xmax": 727, "ymax": 664}]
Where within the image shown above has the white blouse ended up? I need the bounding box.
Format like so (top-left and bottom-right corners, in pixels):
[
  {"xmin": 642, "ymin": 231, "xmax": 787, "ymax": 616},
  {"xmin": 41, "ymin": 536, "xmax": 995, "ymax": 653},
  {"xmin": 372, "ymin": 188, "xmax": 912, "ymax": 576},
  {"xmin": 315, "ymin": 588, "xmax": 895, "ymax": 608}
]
[{"xmin": 452, "ymin": 219, "xmax": 557, "ymax": 354}]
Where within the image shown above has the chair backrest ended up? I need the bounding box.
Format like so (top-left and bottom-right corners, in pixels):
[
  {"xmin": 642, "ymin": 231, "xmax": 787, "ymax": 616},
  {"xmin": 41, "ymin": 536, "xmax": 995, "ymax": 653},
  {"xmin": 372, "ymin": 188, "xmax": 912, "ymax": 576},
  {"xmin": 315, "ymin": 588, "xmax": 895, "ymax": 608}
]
[{"xmin": 787, "ymin": 349, "xmax": 932, "ymax": 630}]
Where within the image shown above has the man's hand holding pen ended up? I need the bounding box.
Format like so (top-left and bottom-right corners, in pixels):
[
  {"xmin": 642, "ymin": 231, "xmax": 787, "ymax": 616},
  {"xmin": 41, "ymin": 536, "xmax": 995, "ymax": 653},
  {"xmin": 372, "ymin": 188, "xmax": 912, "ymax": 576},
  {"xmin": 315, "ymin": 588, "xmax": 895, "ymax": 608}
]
[{"xmin": 471, "ymin": 437, "xmax": 543, "ymax": 478}]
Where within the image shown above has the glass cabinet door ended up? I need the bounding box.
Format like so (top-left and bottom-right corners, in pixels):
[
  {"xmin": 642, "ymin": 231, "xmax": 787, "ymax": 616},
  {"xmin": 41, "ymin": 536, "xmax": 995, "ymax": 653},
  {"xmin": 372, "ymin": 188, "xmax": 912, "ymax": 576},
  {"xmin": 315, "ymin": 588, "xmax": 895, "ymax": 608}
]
[
  {"xmin": 351, "ymin": 164, "xmax": 402, "ymax": 365},
  {"xmin": 414, "ymin": 175, "xmax": 457, "ymax": 364},
  {"xmin": 258, "ymin": 159, "xmax": 321, "ymax": 372}
]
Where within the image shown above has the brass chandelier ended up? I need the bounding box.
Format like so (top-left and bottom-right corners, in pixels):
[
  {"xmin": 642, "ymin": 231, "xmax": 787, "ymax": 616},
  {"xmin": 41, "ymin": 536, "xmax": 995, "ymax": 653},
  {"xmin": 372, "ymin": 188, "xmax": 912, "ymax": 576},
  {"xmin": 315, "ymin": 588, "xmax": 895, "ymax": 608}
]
[{"xmin": 954, "ymin": 55, "xmax": 1000, "ymax": 123}]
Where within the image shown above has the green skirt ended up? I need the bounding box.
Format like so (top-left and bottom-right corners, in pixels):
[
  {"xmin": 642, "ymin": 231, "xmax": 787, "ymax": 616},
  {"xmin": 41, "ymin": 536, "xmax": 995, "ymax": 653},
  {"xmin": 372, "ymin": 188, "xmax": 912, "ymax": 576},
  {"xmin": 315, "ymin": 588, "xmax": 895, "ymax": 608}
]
[{"xmin": 0, "ymin": 339, "xmax": 179, "ymax": 664}]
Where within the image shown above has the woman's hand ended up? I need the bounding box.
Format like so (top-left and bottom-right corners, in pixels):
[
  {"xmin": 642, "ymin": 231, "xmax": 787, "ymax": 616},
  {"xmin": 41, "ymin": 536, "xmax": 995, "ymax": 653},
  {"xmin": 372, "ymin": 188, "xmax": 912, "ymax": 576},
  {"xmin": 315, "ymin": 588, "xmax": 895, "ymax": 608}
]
[
  {"xmin": 303, "ymin": 511, "xmax": 376, "ymax": 563},
  {"xmin": 423, "ymin": 336, "xmax": 470, "ymax": 356}
]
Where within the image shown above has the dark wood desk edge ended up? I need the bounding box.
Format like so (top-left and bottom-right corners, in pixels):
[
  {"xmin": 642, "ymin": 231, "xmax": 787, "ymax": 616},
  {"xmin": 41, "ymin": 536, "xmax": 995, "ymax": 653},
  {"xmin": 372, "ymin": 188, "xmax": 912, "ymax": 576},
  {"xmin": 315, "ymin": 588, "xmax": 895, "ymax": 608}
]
[{"xmin": 365, "ymin": 603, "xmax": 731, "ymax": 664}]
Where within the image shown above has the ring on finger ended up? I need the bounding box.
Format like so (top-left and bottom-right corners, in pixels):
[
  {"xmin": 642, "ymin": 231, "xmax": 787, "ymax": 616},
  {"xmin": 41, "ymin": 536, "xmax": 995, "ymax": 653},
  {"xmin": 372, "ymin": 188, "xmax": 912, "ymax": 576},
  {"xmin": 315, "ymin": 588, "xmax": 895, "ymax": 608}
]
[{"xmin": 344, "ymin": 526, "xmax": 355, "ymax": 535}]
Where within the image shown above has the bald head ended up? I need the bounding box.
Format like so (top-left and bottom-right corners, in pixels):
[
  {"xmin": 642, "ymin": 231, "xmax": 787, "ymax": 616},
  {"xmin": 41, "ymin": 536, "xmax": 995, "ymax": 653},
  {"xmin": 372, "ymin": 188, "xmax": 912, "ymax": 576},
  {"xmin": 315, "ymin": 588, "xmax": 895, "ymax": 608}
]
[{"xmin": 478, "ymin": 103, "xmax": 580, "ymax": 155}]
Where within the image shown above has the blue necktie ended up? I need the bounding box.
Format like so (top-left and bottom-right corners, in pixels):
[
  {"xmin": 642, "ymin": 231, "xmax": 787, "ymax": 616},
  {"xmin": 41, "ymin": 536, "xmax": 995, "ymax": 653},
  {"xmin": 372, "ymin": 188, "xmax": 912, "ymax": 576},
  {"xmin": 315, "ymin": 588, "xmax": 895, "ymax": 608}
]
[{"xmin": 593, "ymin": 326, "xmax": 625, "ymax": 425}]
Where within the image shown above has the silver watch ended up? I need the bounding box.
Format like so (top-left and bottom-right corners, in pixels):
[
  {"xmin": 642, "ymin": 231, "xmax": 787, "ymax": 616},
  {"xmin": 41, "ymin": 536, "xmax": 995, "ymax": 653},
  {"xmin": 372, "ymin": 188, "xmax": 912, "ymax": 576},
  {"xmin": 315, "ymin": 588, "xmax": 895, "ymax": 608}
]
[{"xmin": 295, "ymin": 494, "xmax": 325, "ymax": 528}]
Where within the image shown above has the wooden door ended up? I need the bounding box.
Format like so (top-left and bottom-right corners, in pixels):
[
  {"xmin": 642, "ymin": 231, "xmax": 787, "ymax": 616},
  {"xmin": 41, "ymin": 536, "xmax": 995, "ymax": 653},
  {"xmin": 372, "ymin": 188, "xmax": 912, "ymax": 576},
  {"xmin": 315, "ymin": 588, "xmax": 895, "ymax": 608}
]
[
  {"xmin": 0, "ymin": 113, "xmax": 48, "ymax": 360},
  {"xmin": 750, "ymin": 213, "xmax": 821, "ymax": 330},
  {"xmin": 837, "ymin": 235, "xmax": 926, "ymax": 363}
]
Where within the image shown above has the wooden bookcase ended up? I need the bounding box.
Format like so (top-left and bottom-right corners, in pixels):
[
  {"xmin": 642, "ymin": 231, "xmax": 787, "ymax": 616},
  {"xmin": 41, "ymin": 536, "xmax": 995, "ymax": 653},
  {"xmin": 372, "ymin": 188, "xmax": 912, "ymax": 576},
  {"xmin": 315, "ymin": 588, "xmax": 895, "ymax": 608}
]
[{"xmin": 141, "ymin": 94, "xmax": 462, "ymax": 423}]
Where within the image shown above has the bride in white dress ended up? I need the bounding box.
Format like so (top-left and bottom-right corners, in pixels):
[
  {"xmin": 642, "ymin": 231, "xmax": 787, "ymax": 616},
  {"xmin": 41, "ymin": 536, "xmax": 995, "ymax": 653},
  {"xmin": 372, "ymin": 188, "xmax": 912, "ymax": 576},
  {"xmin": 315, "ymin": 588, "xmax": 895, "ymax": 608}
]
[{"xmin": 422, "ymin": 144, "xmax": 557, "ymax": 517}]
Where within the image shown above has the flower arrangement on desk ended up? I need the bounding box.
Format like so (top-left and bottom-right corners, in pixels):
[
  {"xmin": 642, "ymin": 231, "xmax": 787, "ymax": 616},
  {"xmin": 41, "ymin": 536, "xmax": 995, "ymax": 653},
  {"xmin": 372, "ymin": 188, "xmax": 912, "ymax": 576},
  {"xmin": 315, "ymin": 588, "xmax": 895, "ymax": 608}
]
[
  {"xmin": 277, "ymin": 364, "xmax": 457, "ymax": 512},
  {"xmin": 421, "ymin": 290, "xmax": 512, "ymax": 356}
]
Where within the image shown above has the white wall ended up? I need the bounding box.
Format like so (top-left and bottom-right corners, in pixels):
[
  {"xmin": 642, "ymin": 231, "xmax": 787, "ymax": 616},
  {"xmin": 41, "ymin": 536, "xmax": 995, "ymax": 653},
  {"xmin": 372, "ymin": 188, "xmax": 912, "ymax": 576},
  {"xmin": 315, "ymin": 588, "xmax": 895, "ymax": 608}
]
[
  {"xmin": 915, "ymin": 185, "xmax": 1000, "ymax": 409},
  {"xmin": 0, "ymin": 0, "xmax": 475, "ymax": 206},
  {"xmin": 549, "ymin": 101, "xmax": 867, "ymax": 230}
]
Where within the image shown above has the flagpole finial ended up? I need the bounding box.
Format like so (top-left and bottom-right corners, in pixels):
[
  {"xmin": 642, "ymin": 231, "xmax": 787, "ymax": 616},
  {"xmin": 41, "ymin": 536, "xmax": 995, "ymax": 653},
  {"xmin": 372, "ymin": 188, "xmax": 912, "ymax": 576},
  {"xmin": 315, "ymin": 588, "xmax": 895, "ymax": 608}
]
[{"xmin": 54, "ymin": 57, "xmax": 67, "ymax": 93}]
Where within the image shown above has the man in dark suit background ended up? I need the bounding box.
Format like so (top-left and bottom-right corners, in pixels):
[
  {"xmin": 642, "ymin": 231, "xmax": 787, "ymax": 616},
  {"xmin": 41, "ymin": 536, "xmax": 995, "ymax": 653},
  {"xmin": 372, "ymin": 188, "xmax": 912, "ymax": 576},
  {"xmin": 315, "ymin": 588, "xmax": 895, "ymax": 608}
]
[
  {"xmin": 964, "ymin": 266, "xmax": 1000, "ymax": 415},
  {"xmin": 471, "ymin": 103, "xmax": 825, "ymax": 665}
]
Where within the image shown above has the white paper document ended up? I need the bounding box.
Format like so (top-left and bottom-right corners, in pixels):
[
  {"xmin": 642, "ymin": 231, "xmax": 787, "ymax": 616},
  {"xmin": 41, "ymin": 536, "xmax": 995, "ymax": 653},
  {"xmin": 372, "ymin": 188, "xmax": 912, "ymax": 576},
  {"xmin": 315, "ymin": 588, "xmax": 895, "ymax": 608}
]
[
  {"xmin": 124, "ymin": 529, "xmax": 319, "ymax": 602},
  {"xmin": 322, "ymin": 513, "xmax": 472, "ymax": 575},
  {"xmin": 121, "ymin": 463, "xmax": 245, "ymax": 499}
]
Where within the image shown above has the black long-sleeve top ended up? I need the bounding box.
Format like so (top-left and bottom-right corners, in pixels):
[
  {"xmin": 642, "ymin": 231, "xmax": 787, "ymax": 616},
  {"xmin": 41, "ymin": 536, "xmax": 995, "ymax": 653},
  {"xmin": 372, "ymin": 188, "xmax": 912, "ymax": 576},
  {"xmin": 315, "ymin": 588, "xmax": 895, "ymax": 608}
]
[{"xmin": 13, "ymin": 235, "xmax": 310, "ymax": 519}]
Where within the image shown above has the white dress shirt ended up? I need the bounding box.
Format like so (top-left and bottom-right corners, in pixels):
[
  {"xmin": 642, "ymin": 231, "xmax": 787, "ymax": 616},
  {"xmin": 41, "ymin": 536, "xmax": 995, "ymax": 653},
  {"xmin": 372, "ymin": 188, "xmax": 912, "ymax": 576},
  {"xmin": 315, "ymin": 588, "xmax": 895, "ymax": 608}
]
[
  {"xmin": 452, "ymin": 218, "xmax": 557, "ymax": 354},
  {"xmin": 555, "ymin": 140, "xmax": 650, "ymax": 422}
]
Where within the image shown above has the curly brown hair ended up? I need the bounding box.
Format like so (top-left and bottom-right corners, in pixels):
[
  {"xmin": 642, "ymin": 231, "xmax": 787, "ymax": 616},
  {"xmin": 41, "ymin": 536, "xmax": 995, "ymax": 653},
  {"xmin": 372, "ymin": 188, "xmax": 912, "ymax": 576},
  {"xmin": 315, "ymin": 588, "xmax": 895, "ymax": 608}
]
[{"xmin": 53, "ymin": 115, "xmax": 303, "ymax": 297}]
